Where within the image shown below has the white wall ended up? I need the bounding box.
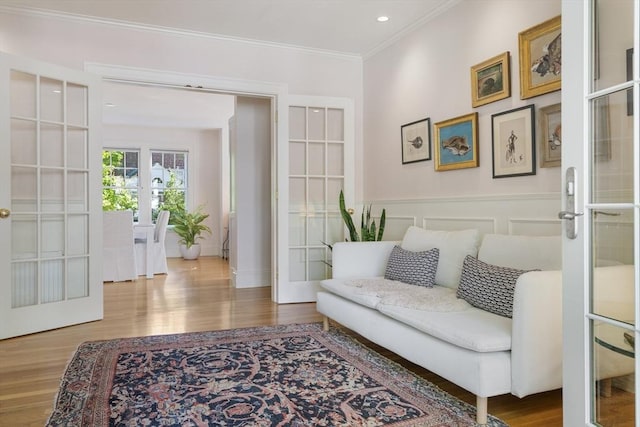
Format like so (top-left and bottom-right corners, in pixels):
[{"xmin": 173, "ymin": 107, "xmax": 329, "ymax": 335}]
[
  {"xmin": 362, "ymin": 0, "xmax": 561, "ymax": 239},
  {"xmin": 0, "ymin": 7, "xmax": 365, "ymax": 198},
  {"xmin": 103, "ymin": 124, "xmax": 221, "ymax": 257},
  {"xmin": 229, "ymin": 97, "xmax": 272, "ymax": 288},
  {"xmin": 363, "ymin": 0, "xmax": 562, "ymax": 232}
]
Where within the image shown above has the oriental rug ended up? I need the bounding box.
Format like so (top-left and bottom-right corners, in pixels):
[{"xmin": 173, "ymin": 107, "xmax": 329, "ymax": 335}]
[{"xmin": 47, "ymin": 323, "xmax": 507, "ymax": 426}]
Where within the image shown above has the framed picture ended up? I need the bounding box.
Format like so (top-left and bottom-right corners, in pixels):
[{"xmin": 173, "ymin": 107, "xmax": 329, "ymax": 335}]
[
  {"xmin": 401, "ymin": 117, "xmax": 431, "ymax": 164},
  {"xmin": 433, "ymin": 112, "xmax": 478, "ymax": 171},
  {"xmin": 518, "ymin": 16, "xmax": 561, "ymax": 99},
  {"xmin": 470, "ymin": 51, "xmax": 511, "ymax": 107},
  {"xmin": 538, "ymin": 103, "xmax": 561, "ymax": 168},
  {"xmin": 491, "ymin": 105, "xmax": 536, "ymax": 178}
]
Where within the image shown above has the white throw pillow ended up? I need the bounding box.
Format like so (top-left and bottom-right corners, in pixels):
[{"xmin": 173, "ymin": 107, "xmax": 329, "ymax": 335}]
[{"xmin": 401, "ymin": 226, "xmax": 481, "ymax": 288}]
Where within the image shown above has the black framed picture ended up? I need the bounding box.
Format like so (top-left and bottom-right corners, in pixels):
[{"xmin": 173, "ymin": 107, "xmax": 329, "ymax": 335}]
[
  {"xmin": 401, "ymin": 117, "xmax": 431, "ymax": 164},
  {"xmin": 491, "ymin": 105, "xmax": 536, "ymax": 178}
]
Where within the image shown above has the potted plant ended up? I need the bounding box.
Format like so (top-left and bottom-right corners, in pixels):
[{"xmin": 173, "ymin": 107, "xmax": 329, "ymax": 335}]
[{"xmin": 172, "ymin": 205, "xmax": 212, "ymax": 260}]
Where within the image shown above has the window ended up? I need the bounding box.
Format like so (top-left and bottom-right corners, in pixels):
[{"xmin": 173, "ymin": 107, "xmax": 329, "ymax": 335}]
[
  {"xmin": 150, "ymin": 150, "xmax": 187, "ymax": 224},
  {"xmin": 102, "ymin": 149, "xmax": 188, "ymax": 225},
  {"xmin": 102, "ymin": 150, "xmax": 139, "ymax": 219}
]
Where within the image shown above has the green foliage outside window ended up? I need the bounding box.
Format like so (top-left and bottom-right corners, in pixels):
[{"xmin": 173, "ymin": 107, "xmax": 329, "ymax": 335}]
[
  {"xmin": 102, "ymin": 151, "xmax": 138, "ymax": 212},
  {"xmin": 154, "ymin": 171, "xmax": 186, "ymax": 225}
]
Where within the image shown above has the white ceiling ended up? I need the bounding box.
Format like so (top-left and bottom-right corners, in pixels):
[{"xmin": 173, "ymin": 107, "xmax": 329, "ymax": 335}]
[
  {"xmin": 4, "ymin": 0, "xmax": 456, "ymax": 56},
  {"xmin": 2, "ymin": 0, "xmax": 456, "ymax": 128}
]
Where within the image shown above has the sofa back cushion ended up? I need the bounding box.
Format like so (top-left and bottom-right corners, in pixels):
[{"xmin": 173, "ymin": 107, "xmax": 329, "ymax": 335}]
[
  {"xmin": 478, "ymin": 234, "xmax": 561, "ymax": 271},
  {"xmin": 401, "ymin": 226, "xmax": 481, "ymax": 288}
]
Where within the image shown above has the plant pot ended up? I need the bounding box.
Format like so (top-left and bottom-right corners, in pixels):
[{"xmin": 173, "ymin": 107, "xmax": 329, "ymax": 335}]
[{"xmin": 179, "ymin": 244, "xmax": 201, "ymax": 260}]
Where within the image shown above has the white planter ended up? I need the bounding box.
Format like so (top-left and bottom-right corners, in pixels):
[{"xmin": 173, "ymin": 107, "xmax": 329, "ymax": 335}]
[{"xmin": 179, "ymin": 244, "xmax": 201, "ymax": 260}]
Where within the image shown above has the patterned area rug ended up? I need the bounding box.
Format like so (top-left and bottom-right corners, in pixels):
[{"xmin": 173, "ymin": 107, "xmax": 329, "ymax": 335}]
[{"xmin": 47, "ymin": 323, "xmax": 507, "ymax": 426}]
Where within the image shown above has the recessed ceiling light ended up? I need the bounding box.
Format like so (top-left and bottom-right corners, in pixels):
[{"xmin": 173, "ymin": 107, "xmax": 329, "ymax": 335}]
[{"xmin": 377, "ymin": 16, "xmax": 389, "ymax": 22}]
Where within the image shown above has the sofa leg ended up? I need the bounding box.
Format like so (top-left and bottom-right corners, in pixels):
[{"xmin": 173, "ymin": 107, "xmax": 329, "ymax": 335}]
[
  {"xmin": 323, "ymin": 316, "xmax": 329, "ymax": 331},
  {"xmin": 476, "ymin": 396, "xmax": 488, "ymax": 425}
]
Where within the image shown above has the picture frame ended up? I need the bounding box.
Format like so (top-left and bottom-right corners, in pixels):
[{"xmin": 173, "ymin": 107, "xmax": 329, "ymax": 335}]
[
  {"xmin": 491, "ymin": 105, "xmax": 536, "ymax": 178},
  {"xmin": 538, "ymin": 103, "xmax": 561, "ymax": 168},
  {"xmin": 401, "ymin": 117, "xmax": 431, "ymax": 164},
  {"xmin": 433, "ymin": 112, "xmax": 478, "ymax": 171},
  {"xmin": 518, "ymin": 15, "xmax": 561, "ymax": 99},
  {"xmin": 470, "ymin": 51, "xmax": 511, "ymax": 107}
]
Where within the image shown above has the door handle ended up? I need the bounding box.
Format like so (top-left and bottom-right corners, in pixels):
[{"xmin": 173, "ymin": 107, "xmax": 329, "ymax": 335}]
[
  {"xmin": 0, "ymin": 208, "xmax": 10, "ymax": 219},
  {"xmin": 558, "ymin": 211, "xmax": 584, "ymax": 220},
  {"xmin": 562, "ymin": 167, "xmax": 580, "ymax": 239}
]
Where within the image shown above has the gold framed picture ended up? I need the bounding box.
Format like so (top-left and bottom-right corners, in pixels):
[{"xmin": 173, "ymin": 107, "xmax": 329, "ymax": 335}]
[
  {"xmin": 538, "ymin": 103, "xmax": 561, "ymax": 168},
  {"xmin": 470, "ymin": 52, "xmax": 511, "ymax": 107},
  {"xmin": 433, "ymin": 112, "xmax": 479, "ymax": 171},
  {"xmin": 518, "ymin": 15, "xmax": 561, "ymax": 99}
]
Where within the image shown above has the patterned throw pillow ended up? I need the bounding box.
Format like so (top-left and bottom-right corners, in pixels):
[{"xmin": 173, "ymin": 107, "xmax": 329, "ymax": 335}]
[
  {"xmin": 456, "ymin": 255, "xmax": 536, "ymax": 318},
  {"xmin": 384, "ymin": 245, "xmax": 439, "ymax": 287}
]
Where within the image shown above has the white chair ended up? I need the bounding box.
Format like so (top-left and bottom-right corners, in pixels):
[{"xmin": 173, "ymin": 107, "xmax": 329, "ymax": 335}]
[
  {"xmin": 103, "ymin": 210, "xmax": 137, "ymax": 282},
  {"xmin": 134, "ymin": 210, "xmax": 170, "ymax": 276}
]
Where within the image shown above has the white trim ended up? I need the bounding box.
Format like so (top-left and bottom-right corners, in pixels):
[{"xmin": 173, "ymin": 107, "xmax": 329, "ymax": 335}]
[
  {"xmin": 363, "ymin": 0, "xmax": 462, "ymax": 59},
  {"xmin": 86, "ymin": 63, "xmax": 289, "ymax": 302},
  {"xmin": 365, "ymin": 192, "xmax": 561, "ymax": 205}
]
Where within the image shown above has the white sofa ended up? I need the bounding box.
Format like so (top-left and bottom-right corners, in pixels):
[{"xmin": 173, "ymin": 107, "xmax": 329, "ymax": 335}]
[{"xmin": 317, "ymin": 226, "xmax": 634, "ymax": 424}]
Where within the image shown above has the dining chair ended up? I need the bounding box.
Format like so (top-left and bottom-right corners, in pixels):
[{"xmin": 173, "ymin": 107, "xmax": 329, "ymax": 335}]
[
  {"xmin": 103, "ymin": 210, "xmax": 137, "ymax": 282},
  {"xmin": 134, "ymin": 210, "xmax": 170, "ymax": 276}
]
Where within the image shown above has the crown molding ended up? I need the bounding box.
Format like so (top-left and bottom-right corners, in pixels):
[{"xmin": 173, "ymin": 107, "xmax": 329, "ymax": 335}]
[
  {"xmin": 363, "ymin": 0, "xmax": 462, "ymax": 60},
  {"xmin": 0, "ymin": 4, "xmax": 362, "ymax": 61}
]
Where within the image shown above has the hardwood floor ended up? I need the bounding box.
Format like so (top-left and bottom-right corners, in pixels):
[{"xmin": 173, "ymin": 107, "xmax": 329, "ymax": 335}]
[{"xmin": 0, "ymin": 257, "xmax": 565, "ymax": 425}]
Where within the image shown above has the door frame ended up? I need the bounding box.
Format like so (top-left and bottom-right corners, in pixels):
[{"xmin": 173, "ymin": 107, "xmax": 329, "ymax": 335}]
[
  {"xmin": 85, "ymin": 63, "xmax": 289, "ymax": 302},
  {"xmin": 562, "ymin": 0, "xmax": 640, "ymax": 424}
]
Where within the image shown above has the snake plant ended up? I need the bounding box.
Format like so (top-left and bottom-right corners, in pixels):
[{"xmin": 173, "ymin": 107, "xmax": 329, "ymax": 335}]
[{"xmin": 339, "ymin": 190, "xmax": 386, "ymax": 242}]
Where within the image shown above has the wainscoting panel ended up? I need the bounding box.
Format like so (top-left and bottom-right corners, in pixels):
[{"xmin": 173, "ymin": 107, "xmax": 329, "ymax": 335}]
[
  {"xmin": 508, "ymin": 218, "xmax": 562, "ymax": 236},
  {"xmin": 384, "ymin": 216, "xmax": 416, "ymax": 241},
  {"xmin": 423, "ymin": 217, "xmax": 496, "ymax": 234},
  {"xmin": 368, "ymin": 193, "xmax": 562, "ymax": 239}
]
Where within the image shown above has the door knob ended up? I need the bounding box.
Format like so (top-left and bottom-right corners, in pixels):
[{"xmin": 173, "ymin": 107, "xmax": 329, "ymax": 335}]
[
  {"xmin": 347, "ymin": 208, "xmax": 354, "ymax": 215},
  {"xmin": 0, "ymin": 208, "xmax": 10, "ymax": 219}
]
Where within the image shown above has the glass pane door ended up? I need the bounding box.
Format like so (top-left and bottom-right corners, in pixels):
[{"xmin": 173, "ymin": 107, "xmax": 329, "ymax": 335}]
[
  {"xmin": 0, "ymin": 52, "xmax": 102, "ymax": 339},
  {"xmin": 587, "ymin": 0, "xmax": 638, "ymax": 424},
  {"xmin": 280, "ymin": 96, "xmax": 353, "ymax": 303}
]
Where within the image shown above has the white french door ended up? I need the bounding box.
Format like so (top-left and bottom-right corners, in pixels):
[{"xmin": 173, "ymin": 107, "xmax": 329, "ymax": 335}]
[
  {"xmin": 0, "ymin": 52, "xmax": 102, "ymax": 339},
  {"xmin": 276, "ymin": 95, "xmax": 354, "ymax": 303},
  {"xmin": 562, "ymin": 1, "xmax": 639, "ymax": 425}
]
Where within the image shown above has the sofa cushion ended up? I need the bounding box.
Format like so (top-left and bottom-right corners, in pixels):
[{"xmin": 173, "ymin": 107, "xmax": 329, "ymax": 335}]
[
  {"xmin": 457, "ymin": 255, "xmax": 535, "ymax": 318},
  {"xmin": 400, "ymin": 226, "xmax": 481, "ymax": 288},
  {"xmin": 478, "ymin": 234, "xmax": 561, "ymax": 270},
  {"xmin": 320, "ymin": 278, "xmax": 470, "ymax": 311},
  {"xmin": 377, "ymin": 303, "xmax": 512, "ymax": 352},
  {"xmin": 384, "ymin": 246, "xmax": 439, "ymax": 287},
  {"xmin": 320, "ymin": 278, "xmax": 383, "ymax": 309}
]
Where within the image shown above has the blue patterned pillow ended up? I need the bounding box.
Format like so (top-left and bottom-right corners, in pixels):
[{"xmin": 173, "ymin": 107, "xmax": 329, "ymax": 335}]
[
  {"xmin": 456, "ymin": 255, "xmax": 536, "ymax": 318},
  {"xmin": 384, "ymin": 245, "xmax": 439, "ymax": 287}
]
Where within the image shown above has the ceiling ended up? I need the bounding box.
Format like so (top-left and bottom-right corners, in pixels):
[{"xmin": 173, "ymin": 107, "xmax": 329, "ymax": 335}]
[
  {"xmin": 3, "ymin": 0, "xmax": 456, "ymax": 56},
  {"xmin": 2, "ymin": 0, "xmax": 456, "ymax": 128}
]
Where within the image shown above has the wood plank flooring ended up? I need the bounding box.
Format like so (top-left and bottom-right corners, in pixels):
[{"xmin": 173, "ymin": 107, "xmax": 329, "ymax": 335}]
[{"xmin": 0, "ymin": 256, "xmax": 603, "ymax": 426}]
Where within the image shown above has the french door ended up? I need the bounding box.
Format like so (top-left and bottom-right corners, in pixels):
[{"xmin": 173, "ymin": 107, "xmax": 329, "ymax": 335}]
[
  {"xmin": 562, "ymin": 1, "xmax": 639, "ymax": 425},
  {"xmin": 277, "ymin": 95, "xmax": 354, "ymax": 303},
  {"xmin": 0, "ymin": 52, "xmax": 102, "ymax": 339}
]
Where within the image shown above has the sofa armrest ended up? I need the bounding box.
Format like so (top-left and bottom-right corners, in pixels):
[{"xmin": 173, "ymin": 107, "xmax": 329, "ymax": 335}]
[
  {"xmin": 511, "ymin": 270, "xmax": 563, "ymax": 397},
  {"xmin": 331, "ymin": 241, "xmax": 398, "ymax": 279}
]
